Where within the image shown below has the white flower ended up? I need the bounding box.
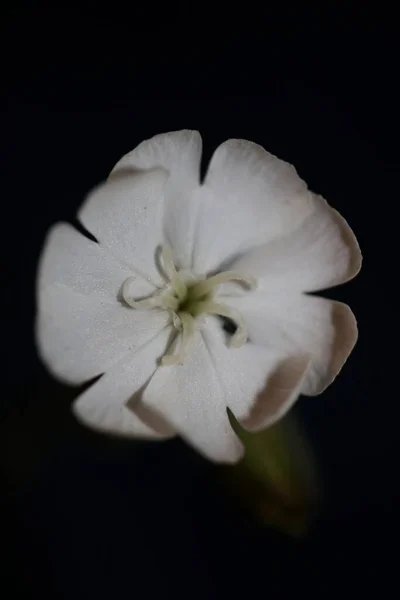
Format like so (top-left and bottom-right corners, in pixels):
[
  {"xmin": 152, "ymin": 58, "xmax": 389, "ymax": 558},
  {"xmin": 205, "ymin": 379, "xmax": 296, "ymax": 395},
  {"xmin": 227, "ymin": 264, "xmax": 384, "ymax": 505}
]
[{"xmin": 36, "ymin": 130, "xmax": 361, "ymax": 463}]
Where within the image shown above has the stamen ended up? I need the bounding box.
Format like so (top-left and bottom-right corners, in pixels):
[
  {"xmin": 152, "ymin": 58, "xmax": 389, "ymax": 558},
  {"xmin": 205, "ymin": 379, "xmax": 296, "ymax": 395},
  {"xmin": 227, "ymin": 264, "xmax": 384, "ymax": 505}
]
[
  {"xmin": 193, "ymin": 301, "xmax": 248, "ymax": 348},
  {"xmin": 122, "ymin": 277, "xmax": 179, "ymax": 311},
  {"xmin": 189, "ymin": 271, "xmax": 257, "ymax": 300},
  {"xmin": 161, "ymin": 312, "xmax": 195, "ymax": 366},
  {"xmin": 122, "ymin": 258, "xmax": 255, "ymax": 364},
  {"xmin": 161, "ymin": 246, "xmax": 187, "ymax": 301},
  {"xmin": 172, "ymin": 312, "xmax": 182, "ymax": 329}
]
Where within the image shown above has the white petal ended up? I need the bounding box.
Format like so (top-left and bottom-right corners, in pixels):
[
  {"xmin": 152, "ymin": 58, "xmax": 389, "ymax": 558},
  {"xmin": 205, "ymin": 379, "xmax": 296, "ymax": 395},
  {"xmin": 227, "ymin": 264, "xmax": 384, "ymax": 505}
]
[
  {"xmin": 192, "ymin": 139, "xmax": 315, "ymax": 273},
  {"xmin": 79, "ymin": 169, "xmax": 168, "ymax": 286},
  {"xmin": 141, "ymin": 317, "xmax": 309, "ymax": 462},
  {"xmin": 240, "ymin": 355, "xmax": 311, "ymax": 431},
  {"xmin": 37, "ymin": 284, "xmax": 170, "ymax": 385},
  {"xmin": 111, "ymin": 130, "xmax": 203, "ymax": 269},
  {"xmin": 38, "ymin": 222, "xmax": 156, "ymax": 302},
  {"xmin": 111, "ymin": 129, "xmax": 202, "ymax": 180},
  {"xmin": 195, "ymin": 317, "xmax": 310, "ymax": 431},
  {"xmin": 142, "ymin": 319, "xmax": 244, "ymax": 463},
  {"xmin": 73, "ymin": 326, "xmax": 175, "ymax": 438},
  {"xmin": 223, "ymin": 293, "xmax": 358, "ymax": 396},
  {"xmin": 224, "ymin": 195, "xmax": 361, "ymax": 294}
]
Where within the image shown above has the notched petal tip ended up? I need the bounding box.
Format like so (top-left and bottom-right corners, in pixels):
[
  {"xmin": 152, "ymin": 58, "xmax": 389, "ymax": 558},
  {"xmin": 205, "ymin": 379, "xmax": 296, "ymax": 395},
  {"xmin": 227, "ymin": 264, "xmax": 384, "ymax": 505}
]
[
  {"xmin": 330, "ymin": 302, "xmax": 358, "ymax": 372},
  {"xmin": 329, "ymin": 206, "xmax": 363, "ymax": 283},
  {"xmin": 315, "ymin": 194, "xmax": 362, "ymax": 287},
  {"xmin": 109, "ymin": 129, "xmax": 202, "ymax": 179},
  {"xmin": 223, "ymin": 138, "xmax": 308, "ymax": 191},
  {"xmin": 302, "ymin": 299, "xmax": 358, "ymax": 397}
]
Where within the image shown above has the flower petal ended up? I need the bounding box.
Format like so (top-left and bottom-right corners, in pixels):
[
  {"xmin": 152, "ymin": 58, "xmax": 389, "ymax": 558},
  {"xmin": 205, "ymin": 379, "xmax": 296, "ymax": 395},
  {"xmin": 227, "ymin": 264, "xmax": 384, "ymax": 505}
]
[
  {"xmin": 37, "ymin": 284, "xmax": 170, "ymax": 385},
  {"xmin": 195, "ymin": 318, "xmax": 310, "ymax": 432},
  {"xmin": 240, "ymin": 355, "xmax": 311, "ymax": 431},
  {"xmin": 111, "ymin": 129, "xmax": 202, "ymax": 181},
  {"xmin": 224, "ymin": 195, "xmax": 361, "ymax": 294},
  {"xmin": 142, "ymin": 318, "xmax": 244, "ymax": 463},
  {"xmin": 222, "ymin": 293, "xmax": 358, "ymax": 396},
  {"xmin": 111, "ymin": 130, "xmax": 203, "ymax": 269},
  {"xmin": 79, "ymin": 168, "xmax": 168, "ymax": 286},
  {"xmin": 73, "ymin": 326, "xmax": 175, "ymax": 438},
  {"xmin": 38, "ymin": 222, "xmax": 156, "ymax": 302},
  {"xmin": 192, "ymin": 139, "xmax": 315, "ymax": 273},
  {"xmin": 141, "ymin": 317, "xmax": 309, "ymax": 462}
]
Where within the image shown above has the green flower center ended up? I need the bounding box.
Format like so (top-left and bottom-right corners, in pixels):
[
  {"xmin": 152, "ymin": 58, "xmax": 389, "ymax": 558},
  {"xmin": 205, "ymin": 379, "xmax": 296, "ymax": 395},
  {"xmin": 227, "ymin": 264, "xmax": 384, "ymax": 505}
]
[{"xmin": 122, "ymin": 246, "xmax": 256, "ymax": 365}]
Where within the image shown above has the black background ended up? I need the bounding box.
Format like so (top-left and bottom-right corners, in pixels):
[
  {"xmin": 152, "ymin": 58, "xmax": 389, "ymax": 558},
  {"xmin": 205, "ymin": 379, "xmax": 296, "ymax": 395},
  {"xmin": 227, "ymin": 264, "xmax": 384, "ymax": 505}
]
[{"xmin": 2, "ymin": 6, "xmax": 398, "ymax": 599}]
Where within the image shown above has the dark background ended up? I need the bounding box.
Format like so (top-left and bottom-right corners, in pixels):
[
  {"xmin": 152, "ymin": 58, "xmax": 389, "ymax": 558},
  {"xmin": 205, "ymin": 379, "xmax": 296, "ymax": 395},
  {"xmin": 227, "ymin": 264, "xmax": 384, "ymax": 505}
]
[{"xmin": 2, "ymin": 6, "xmax": 398, "ymax": 598}]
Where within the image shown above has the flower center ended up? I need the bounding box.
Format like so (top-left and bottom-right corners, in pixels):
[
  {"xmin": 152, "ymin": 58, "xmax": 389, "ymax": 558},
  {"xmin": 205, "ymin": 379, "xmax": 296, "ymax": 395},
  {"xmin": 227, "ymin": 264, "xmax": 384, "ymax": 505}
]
[{"xmin": 121, "ymin": 246, "xmax": 256, "ymax": 365}]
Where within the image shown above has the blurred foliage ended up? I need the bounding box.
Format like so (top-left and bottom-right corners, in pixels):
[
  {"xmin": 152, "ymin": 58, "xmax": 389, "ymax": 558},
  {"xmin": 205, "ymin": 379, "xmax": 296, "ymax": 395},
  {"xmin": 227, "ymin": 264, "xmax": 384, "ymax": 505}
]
[
  {"xmin": 1, "ymin": 370, "xmax": 319, "ymax": 539},
  {"xmin": 218, "ymin": 410, "xmax": 320, "ymax": 537}
]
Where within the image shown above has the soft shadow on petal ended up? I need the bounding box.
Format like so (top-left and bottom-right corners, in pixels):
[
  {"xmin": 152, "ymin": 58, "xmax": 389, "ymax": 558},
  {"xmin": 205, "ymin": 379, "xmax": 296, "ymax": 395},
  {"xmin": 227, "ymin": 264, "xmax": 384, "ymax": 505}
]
[
  {"xmin": 127, "ymin": 397, "xmax": 177, "ymax": 438},
  {"xmin": 223, "ymin": 293, "xmax": 358, "ymax": 398},
  {"xmin": 125, "ymin": 330, "xmax": 179, "ymax": 438},
  {"xmin": 303, "ymin": 300, "xmax": 358, "ymax": 396},
  {"xmin": 142, "ymin": 324, "xmax": 245, "ymax": 464},
  {"xmin": 328, "ymin": 206, "xmax": 362, "ymax": 285},
  {"xmin": 239, "ymin": 355, "xmax": 310, "ymax": 431},
  {"xmin": 74, "ymin": 400, "xmax": 172, "ymax": 440},
  {"xmin": 110, "ymin": 130, "xmax": 203, "ymax": 269},
  {"xmin": 139, "ymin": 317, "xmax": 311, "ymax": 463},
  {"xmin": 220, "ymin": 195, "xmax": 362, "ymax": 295},
  {"xmin": 72, "ymin": 326, "xmax": 175, "ymax": 438},
  {"xmin": 107, "ymin": 166, "xmax": 143, "ymax": 181},
  {"xmin": 110, "ymin": 130, "xmax": 202, "ymax": 183}
]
